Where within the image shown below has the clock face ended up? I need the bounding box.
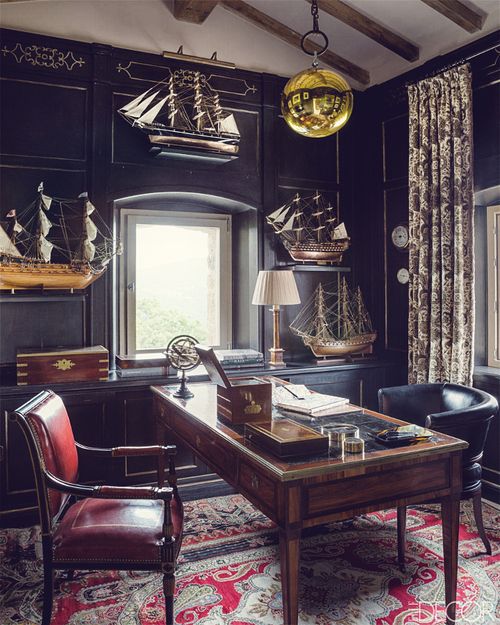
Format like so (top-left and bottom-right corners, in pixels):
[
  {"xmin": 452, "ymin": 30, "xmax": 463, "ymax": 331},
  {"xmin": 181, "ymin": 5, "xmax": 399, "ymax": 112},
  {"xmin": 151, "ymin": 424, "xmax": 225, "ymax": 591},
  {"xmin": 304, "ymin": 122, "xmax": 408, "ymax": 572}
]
[
  {"xmin": 391, "ymin": 224, "xmax": 409, "ymax": 249},
  {"xmin": 397, "ymin": 268, "xmax": 409, "ymax": 284}
]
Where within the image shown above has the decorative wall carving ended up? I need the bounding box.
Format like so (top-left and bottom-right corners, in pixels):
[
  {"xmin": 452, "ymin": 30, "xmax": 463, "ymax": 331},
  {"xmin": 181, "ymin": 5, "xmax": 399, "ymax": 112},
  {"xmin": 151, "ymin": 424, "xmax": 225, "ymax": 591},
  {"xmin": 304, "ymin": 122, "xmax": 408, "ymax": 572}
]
[
  {"xmin": 1, "ymin": 42, "xmax": 86, "ymax": 71},
  {"xmin": 116, "ymin": 60, "xmax": 257, "ymax": 98}
]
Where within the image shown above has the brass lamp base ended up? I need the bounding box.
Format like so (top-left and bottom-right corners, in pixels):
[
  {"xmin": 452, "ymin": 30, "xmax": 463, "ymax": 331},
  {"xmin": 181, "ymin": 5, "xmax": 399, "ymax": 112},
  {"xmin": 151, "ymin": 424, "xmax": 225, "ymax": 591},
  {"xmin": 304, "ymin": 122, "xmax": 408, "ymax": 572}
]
[{"xmin": 268, "ymin": 347, "xmax": 285, "ymax": 367}]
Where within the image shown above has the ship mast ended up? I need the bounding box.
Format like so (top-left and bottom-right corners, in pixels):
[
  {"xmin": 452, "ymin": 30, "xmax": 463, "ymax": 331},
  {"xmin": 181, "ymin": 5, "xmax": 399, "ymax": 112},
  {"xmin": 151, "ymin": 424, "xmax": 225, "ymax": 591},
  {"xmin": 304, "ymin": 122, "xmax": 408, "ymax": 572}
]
[
  {"xmin": 192, "ymin": 71, "xmax": 205, "ymax": 131},
  {"xmin": 34, "ymin": 183, "xmax": 54, "ymax": 262},
  {"xmin": 311, "ymin": 190, "xmax": 326, "ymax": 243},
  {"xmin": 167, "ymin": 73, "xmax": 177, "ymax": 127},
  {"xmin": 311, "ymin": 283, "xmax": 332, "ymax": 341},
  {"xmin": 77, "ymin": 193, "xmax": 98, "ymax": 264}
]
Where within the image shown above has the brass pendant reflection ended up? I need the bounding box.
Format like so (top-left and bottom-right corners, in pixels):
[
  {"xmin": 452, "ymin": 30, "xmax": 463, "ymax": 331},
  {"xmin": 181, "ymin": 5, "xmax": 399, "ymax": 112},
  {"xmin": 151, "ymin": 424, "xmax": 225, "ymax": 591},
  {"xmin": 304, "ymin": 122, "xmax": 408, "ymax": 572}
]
[{"xmin": 281, "ymin": 68, "xmax": 353, "ymax": 138}]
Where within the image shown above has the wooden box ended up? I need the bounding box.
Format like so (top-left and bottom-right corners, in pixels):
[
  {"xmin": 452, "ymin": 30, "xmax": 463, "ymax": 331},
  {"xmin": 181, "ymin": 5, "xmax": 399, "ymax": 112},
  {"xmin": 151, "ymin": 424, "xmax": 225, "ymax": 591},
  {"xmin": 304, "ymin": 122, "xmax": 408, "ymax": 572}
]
[
  {"xmin": 245, "ymin": 419, "xmax": 329, "ymax": 458},
  {"xmin": 217, "ymin": 377, "xmax": 272, "ymax": 425},
  {"xmin": 17, "ymin": 346, "xmax": 109, "ymax": 386},
  {"xmin": 195, "ymin": 344, "xmax": 272, "ymax": 425}
]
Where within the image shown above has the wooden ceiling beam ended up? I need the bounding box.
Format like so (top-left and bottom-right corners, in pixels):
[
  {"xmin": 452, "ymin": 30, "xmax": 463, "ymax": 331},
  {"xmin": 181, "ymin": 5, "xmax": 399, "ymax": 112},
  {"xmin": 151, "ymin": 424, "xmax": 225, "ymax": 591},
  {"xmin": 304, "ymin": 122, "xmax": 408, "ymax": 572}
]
[
  {"xmin": 220, "ymin": 0, "xmax": 369, "ymax": 85},
  {"xmin": 308, "ymin": 0, "xmax": 419, "ymax": 62},
  {"xmin": 171, "ymin": 0, "xmax": 219, "ymax": 24},
  {"xmin": 420, "ymin": 0, "xmax": 485, "ymax": 33}
]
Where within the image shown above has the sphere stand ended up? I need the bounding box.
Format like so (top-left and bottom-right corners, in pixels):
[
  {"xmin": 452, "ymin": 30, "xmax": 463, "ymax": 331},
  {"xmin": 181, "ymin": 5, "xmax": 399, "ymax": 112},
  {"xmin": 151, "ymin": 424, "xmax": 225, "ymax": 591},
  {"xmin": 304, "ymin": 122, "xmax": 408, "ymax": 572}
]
[{"xmin": 173, "ymin": 369, "xmax": 194, "ymax": 399}]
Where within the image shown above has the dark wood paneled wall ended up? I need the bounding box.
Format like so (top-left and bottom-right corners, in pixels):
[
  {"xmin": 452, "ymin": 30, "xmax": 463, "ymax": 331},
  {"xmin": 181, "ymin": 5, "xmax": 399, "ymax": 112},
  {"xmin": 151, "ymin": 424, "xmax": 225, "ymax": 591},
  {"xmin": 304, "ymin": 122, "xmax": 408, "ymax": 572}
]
[
  {"xmin": 354, "ymin": 31, "xmax": 500, "ymax": 502},
  {"xmin": 354, "ymin": 31, "xmax": 500, "ymax": 367},
  {"xmin": 0, "ymin": 28, "xmax": 350, "ymax": 374}
]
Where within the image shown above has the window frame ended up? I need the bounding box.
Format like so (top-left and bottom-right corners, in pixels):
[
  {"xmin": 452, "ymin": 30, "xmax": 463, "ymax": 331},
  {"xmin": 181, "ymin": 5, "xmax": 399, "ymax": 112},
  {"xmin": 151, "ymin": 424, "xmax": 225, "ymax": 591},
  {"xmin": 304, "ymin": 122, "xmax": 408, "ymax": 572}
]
[
  {"xmin": 487, "ymin": 204, "xmax": 500, "ymax": 367},
  {"xmin": 119, "ymin": 208, "xmax": 232, "ymax": 355}
]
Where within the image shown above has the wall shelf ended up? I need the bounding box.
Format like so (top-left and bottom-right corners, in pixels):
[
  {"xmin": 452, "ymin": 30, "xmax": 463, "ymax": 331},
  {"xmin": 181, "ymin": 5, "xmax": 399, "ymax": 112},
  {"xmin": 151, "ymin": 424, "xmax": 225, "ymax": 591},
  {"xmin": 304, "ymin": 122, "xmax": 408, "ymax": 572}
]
[{"xmin": 278, "ymin": 264, "xmax": 351, "ymax": 273}]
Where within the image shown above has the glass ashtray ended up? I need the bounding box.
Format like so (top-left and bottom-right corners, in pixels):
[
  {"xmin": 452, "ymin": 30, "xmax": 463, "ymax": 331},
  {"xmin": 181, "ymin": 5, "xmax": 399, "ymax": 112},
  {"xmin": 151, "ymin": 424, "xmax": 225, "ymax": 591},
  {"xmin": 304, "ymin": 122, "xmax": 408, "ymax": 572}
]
[{"xmin": 320, "ymin": 423, "xmax": 359, "ymax": 444}]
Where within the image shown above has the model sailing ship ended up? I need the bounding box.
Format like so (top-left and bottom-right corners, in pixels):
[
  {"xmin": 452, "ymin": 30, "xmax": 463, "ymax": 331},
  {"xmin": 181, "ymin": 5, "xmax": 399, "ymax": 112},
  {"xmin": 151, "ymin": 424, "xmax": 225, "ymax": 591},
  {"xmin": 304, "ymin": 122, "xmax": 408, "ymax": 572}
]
[
  {"xmin": 118, "ymin": 70, "xmax": 240, "ymax": 156},
  {"xmin": 266, "ymin": 192, "xmax": 350, "ymax": 264},
  {"xmin": 290, "ymin": 278, "xmax": 376, "ymax": 358},
  {"xmin": 0, "ymin": 183, "xmax": 121, "ymax": 290}
]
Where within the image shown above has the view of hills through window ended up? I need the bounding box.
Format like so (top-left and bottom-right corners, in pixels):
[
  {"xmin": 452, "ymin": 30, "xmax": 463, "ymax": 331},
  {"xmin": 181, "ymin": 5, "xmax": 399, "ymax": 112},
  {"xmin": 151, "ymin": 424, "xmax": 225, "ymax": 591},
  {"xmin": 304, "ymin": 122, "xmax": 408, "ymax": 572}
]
[{"xmin": 135, "ymin": 223, "xmax": 220, "ymax": 350}]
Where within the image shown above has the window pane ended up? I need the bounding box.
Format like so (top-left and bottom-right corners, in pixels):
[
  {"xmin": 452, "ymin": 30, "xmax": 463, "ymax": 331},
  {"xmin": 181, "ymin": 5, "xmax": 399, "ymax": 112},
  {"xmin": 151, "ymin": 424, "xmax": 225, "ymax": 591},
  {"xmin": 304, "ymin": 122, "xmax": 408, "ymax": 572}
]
[{"xmin": 135, "ymin": 223, "xmax": 220, "ymax": 350}]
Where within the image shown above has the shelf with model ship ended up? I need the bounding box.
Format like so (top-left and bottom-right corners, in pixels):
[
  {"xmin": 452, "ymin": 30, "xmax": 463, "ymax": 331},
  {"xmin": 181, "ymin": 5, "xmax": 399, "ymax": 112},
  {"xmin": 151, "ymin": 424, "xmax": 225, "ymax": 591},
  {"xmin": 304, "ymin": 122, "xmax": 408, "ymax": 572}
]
[
  {"xmin": 117, "ymin": 68, "xmax": 240, "ymax": 162},
  {"xmin": 277, "ymin": 264, "xmax": 351, "ymax": 273},
  {"xmin": 0, "ymin": 183, "xmax": 122, "ymax": 292}
]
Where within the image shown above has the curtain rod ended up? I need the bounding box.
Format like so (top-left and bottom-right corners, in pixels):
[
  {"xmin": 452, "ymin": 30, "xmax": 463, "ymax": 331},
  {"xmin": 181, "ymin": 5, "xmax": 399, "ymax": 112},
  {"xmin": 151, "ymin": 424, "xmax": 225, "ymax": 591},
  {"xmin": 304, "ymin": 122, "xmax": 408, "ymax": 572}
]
[{"xmin": 405, "ymin": 41, "xmax": 499, "ymax": 87}]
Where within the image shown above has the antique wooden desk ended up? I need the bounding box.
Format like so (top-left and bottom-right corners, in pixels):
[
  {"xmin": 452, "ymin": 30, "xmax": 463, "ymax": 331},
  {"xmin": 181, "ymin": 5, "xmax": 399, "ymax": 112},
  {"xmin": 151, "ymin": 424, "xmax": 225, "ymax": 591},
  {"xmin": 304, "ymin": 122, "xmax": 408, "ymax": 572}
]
[{"xmin": 152, "ymin": 383, "xmax": 467, "ymax": 625}]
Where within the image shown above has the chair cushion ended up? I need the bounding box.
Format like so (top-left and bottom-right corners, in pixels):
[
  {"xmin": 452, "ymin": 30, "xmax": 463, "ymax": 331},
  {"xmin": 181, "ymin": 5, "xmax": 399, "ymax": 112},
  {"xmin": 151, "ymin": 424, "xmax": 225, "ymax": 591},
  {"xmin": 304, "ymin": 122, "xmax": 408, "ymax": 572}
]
[{"xmin": 53, "ymin": 497, "xmax": 183, "ymax": 565}]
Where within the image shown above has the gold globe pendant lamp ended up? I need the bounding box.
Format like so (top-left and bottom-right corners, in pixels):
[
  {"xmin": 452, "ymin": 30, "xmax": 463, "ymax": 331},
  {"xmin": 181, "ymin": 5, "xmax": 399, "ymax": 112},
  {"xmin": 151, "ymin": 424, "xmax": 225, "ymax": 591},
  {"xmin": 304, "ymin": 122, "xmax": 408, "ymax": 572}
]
[{"xmin": 281, "ymin": 0, "xmax": 353, "ymax": 138}]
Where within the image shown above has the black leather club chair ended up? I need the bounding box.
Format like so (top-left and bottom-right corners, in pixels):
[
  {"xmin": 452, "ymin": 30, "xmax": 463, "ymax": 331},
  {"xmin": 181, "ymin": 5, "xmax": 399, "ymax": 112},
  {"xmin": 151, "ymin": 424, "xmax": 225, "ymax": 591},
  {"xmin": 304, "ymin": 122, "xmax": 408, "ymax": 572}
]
[{"xmin": 378, "ymin": 383, "xmax": 498, "ymax": 562}]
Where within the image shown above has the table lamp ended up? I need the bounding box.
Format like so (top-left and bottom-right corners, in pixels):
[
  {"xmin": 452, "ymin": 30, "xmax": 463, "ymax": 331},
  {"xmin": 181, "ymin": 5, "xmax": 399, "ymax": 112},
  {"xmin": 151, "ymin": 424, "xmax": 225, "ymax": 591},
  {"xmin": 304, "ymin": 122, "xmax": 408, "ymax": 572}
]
[{"xmin": 252, "ymin": 270, "xmax": 301, "ymax": 367}]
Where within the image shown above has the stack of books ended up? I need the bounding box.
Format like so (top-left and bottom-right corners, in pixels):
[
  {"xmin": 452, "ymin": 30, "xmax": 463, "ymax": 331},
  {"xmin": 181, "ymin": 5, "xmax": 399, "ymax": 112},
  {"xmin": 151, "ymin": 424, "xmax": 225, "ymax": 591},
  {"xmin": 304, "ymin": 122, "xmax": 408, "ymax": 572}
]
[
  {"xmin": 273, "ymin": 384, "xmax": 349, "ymax": 417},
  {"xmin": 214, "ymin": 349, "xmax": 264, "ymax": 369}
]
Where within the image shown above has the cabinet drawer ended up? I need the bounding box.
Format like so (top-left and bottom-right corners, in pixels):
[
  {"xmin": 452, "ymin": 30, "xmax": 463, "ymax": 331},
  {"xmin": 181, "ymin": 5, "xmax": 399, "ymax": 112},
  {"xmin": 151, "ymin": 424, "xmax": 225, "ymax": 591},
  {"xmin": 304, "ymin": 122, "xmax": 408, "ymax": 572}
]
[{"xmin": 239, "ymin": 461, "xmax": 276, "ymax": 511}]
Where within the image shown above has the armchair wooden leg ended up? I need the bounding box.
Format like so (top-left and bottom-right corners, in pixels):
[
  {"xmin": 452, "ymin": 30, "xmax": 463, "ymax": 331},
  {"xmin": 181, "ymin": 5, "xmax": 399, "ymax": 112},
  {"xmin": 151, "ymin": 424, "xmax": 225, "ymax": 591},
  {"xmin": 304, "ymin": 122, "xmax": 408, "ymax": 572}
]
[
  {"xmin": 163, "ymin": 572, "xmax": 175, "ymax": 625},
  {"xmin": 472, "ymin": 492, "xmax": 492, "ymax": 555},
  {"xmin": 41, "ymin": 538, "xmax": 54, "ymax": 625},
  {"xmin": 397, "ymin": 506, "xmax": 407, "ymax": 571}
]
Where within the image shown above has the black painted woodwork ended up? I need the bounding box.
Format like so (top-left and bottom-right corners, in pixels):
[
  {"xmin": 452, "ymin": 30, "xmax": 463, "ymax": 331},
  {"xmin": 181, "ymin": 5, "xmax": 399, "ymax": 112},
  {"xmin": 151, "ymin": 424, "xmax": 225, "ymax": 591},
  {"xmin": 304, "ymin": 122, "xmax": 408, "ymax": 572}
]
[
  {"xmin": 0, "ymin": 361, "xmax": 401, "ymax": 526},
  {"xmin": 353, "ymin": 31, "xmax": 500, "ymax": 503},
  {"xmin": 1, "ymin": 27, "xmax": 499, "ymax": 522}
]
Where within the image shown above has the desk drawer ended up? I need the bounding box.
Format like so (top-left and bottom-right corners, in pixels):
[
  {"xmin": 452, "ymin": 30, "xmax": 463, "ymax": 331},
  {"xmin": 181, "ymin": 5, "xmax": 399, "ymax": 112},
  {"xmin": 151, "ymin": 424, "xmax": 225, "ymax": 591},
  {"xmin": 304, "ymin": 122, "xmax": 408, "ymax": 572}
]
[
  {"xmin": 194, "ymin": 430, "xmax": 237, "ymax": 479},
  {"xmin": 307, "ymin": 459, "xmax": 450, "ymax": 516},
  {"xmin": 239, "ymin": 461, "xmax": 275, "ymax": 511}
]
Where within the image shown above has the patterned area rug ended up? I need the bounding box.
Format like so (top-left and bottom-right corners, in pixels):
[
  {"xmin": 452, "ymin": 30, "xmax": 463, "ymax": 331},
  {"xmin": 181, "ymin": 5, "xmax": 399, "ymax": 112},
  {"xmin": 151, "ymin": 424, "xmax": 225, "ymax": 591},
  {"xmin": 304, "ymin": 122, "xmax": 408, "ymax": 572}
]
[{"xmin": 1, "ymin": 495, "xmax": 498, "ymax": 624}]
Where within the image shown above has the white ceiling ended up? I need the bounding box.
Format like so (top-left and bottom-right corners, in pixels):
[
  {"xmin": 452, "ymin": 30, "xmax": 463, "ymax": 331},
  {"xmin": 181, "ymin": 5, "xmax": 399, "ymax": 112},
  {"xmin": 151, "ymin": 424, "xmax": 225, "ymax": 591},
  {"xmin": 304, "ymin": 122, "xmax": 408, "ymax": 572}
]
[{"xmin": 0, "ymin": 0, "xmax": 499, "ymax": 89}]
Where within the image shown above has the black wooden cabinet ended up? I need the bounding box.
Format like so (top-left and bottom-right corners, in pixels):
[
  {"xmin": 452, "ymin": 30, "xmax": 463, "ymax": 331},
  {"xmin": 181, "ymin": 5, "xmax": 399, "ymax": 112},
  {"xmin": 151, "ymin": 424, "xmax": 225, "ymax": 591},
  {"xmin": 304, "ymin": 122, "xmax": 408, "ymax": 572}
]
[{"xmin": 0, "ymin": 360, "xmax": 402, "ymax": 527}]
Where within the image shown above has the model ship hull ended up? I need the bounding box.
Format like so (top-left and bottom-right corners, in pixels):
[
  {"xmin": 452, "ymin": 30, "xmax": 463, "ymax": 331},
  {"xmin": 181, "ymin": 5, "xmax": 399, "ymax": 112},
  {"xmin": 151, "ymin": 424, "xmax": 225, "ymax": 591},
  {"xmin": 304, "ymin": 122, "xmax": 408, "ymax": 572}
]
[
  {"xmin": 148, "ymin": 132, "xmax": 239, "ymax": 155},
  {"xmin": 285, "ymin": 239, "xmax": 350, "ymax": 264},
  {"xmin": 0, "ymin": 261, "xmax": 104, "ymax": 290},
  {"xmin": 305, "ymin": 332, "xmax": 377, "ymax": 358}
]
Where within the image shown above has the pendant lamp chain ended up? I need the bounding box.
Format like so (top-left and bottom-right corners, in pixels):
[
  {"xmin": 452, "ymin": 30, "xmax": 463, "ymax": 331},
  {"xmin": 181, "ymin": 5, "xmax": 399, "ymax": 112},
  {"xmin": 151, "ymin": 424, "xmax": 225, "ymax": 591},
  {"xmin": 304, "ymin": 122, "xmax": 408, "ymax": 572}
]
[{"xmin": 280, "ymin": 0, "xmax": 354, "ymax": 138}]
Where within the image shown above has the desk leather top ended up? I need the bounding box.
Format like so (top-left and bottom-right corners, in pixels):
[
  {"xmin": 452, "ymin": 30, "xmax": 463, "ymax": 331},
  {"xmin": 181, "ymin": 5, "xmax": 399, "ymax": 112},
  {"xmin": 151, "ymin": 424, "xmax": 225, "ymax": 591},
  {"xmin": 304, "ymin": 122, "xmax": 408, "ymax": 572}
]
[{"xmin": 152, "ymin": 383, "xmax": 468, "ymax": 481}]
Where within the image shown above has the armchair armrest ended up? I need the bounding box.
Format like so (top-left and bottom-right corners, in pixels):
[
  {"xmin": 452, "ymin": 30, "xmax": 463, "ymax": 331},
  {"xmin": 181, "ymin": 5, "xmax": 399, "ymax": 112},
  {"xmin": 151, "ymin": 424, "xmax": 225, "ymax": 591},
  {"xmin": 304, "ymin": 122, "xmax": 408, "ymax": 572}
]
[
  {"xmin": 426, "ymin": 402, "xmax": 496, "ymax": 430},
  {"xmin": 44, "ymin": 470, "xmax": 173, "ymax": 501},
  {"xmin": 75, "ymin": 442, "xmax": 177, "ymax": 458}
]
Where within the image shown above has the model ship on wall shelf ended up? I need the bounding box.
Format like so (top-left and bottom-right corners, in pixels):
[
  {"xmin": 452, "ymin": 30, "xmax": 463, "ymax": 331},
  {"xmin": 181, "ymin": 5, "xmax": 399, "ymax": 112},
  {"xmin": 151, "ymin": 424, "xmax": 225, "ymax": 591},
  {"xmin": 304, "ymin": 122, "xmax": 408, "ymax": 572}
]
[
  {"xmin": 290, "ymin": 278, "xmax": 376, "ymax": 359},
  {"xmin": 266, "ymin": 192, "xmax": 350, "ymax": 265},
  {"xmin": 117, "ymin": 69, "xmax": 240, "ymax": 159},
  {"xmin": 0, "ymin": 183, "xmax": 122, "ymax": 291}
]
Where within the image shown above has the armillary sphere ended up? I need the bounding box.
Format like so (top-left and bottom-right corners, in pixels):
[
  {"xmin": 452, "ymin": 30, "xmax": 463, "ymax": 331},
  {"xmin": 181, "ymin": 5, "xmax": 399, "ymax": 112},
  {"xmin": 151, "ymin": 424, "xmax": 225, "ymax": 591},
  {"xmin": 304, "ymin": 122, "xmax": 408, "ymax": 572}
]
[{"xmin": 165, "ymin": 335, "xmax": 200, "ymax": 398}]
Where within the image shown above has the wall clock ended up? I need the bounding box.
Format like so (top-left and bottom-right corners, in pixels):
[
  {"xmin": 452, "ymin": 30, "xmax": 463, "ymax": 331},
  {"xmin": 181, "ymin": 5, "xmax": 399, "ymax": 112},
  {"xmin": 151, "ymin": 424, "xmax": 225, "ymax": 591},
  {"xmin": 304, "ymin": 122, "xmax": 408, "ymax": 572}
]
[
  {"xmin": 391, "ymin": 224, "xmax": 409, "ymax": 250},
  {"xmin": 397, "ymin": 268, "xmax": 409, "ymax": 284}
]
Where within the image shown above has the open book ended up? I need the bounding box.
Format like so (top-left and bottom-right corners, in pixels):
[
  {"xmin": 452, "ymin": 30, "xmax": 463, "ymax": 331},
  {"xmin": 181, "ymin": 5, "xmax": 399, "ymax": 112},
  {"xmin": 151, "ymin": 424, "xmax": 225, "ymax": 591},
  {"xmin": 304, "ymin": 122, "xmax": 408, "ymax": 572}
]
[{"xmin": 273, "ymin": 384, "xmax": 349, "ymax": 417}]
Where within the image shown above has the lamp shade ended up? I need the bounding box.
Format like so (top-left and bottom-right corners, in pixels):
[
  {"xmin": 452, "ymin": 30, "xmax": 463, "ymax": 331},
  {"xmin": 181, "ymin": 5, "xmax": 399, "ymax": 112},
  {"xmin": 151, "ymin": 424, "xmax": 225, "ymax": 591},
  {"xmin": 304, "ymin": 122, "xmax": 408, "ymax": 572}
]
[{"xmin": 252, "ymin": 270, "xmax": 301, "ymax": 306}]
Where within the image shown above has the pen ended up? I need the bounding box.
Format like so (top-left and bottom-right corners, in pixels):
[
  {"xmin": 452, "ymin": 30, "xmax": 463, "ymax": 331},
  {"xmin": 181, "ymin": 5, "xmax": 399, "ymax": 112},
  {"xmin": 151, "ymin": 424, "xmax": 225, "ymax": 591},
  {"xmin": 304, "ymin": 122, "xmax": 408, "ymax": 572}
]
[{"xmin": 281, "ymin": 385, "xmax": 304, "ymax": 400}]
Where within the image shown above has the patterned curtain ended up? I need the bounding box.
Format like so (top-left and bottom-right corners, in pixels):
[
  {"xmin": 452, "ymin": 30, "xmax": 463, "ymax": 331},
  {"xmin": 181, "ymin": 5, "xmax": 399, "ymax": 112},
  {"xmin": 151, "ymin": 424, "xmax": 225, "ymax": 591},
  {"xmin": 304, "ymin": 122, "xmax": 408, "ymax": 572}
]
[{"xmin": 408, "ymin": 64, "xmax": 475, "ymax": 385}]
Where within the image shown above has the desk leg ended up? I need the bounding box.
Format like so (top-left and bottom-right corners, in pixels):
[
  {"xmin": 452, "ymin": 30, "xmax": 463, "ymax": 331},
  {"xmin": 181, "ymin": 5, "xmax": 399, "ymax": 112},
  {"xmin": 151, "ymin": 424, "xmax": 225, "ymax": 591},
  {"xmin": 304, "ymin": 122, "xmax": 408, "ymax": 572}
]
[
  {"xmin": 441, "ymin": 496, "xmax": 460, "ymax": 625},
  {"xmin": 279, "ymin": 528, "xmax": 300, "ymax": 625}
]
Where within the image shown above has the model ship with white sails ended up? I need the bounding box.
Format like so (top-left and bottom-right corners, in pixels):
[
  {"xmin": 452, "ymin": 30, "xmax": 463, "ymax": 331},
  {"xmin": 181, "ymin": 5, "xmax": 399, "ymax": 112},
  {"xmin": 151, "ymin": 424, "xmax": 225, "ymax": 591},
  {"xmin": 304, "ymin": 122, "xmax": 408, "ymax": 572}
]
[
  {"xmin": 0, "ymin": 183, "xmax": 121, "ymax": 290},
  {"xmin": 290, "ymin": 278, "xmax": 376, "ymax": 358},
  {"xmin": 118, "ymin": 70, "xmax": 240, "ymax": 156},
  {"xmin": 266, "ymin": 192, "xmax": 350, "ymax": 264}
]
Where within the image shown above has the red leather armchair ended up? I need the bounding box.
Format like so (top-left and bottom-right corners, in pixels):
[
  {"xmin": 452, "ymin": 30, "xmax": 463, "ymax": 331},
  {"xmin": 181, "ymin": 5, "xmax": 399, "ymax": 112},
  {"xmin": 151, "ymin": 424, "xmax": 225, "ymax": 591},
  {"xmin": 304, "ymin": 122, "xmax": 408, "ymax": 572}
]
[{"xmin": 10, "ymin": 390, "xmax": 184, "ymax": 625}]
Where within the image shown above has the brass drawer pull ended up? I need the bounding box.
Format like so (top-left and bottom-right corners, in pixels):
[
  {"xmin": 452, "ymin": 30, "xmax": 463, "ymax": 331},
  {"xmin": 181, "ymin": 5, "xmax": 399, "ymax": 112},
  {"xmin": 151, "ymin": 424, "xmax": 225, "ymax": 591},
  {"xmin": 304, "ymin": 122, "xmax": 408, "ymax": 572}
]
[{"xmin": 251, "ymin": 473, "xmax": 260, "ymax": 489}]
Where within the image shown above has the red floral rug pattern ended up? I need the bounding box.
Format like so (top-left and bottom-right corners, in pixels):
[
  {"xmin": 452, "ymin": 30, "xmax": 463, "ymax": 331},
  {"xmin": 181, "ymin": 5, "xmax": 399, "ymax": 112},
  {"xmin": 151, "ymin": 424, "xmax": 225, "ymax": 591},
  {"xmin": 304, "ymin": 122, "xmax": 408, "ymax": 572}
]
[{"xmin": 1, "ymin": 495, "xmax": 498, "ymax": 624}]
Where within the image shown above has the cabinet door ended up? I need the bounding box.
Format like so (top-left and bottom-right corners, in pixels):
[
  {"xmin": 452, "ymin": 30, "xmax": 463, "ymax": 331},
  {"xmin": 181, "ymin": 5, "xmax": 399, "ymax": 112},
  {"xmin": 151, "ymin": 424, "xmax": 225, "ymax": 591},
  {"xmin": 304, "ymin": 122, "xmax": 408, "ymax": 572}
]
[
  {"xmin": 0, "ymin": 391, "xmax": 111, "ymax": 523},
  {"xmin": 115, "ymin": 390, "xmax": 209, "ymax": 487},
  {"xmin": 59, "ymin": 392, "xmax": 113, "ymax": 485},
  {"xmin": 1, "ymin": 395, "xmax": 37, "ymax": 519},
  {"xmin": 287, "ymin": 364, "xmax": 400, "ymax": 411}
]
